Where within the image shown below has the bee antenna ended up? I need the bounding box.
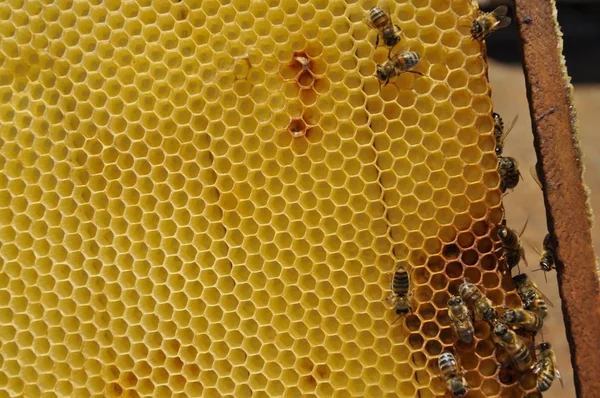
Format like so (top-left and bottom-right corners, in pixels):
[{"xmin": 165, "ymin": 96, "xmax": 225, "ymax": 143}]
[{"xmin": 392, "ymin": 315, "xmax": 403, "ymax": 324}]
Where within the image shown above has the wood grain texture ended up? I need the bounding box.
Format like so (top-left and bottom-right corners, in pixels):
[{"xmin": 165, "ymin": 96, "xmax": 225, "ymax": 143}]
[{"xmin": 514, "ymin": 0, "xmax": 600, "ymax": 396}]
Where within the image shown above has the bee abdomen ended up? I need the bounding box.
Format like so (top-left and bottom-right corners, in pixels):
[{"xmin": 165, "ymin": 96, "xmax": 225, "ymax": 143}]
[
  {"xmin": 392, "ymin": 266, "xmax": 409, "ymax": 296},
  {"xmin": 369, "ymin": 7, "xmax": 388, "ymax": 28},
  {"xmin": 438, "ymin": 352, "xmax": 457, "ymax": 375},
  {"xmin": 529, "ymin": 300, "xmax": 548, "ymax": 319},
  {"xmin": 499, "ymin": 229, "xmax": 518, "ymax": 248},
  {"xmin": 402, "ymin": 51, "xmax": 420, "ymax": 69},
  {"xmin": 537, "ymin": 367, "xmax": 555, "ymax": 392},
  {"xmin": 512, "ymin": 347, "xmax": 533, "ymax": 370},
  {"xmin": 457, "ymin": 328, "xmax": 474, "ymax": 344}
]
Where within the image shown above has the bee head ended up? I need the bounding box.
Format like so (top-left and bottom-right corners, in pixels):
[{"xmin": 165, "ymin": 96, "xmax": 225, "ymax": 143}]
[
  {"xmin": 395, "ymin": 307, "xmax": 410, "ymax": 316},
  {"xmin": 501, "ymin": 309, "xmax": 516, "ymax": 323},
  {"xmin": 449, "ymin": 379, "xmax": 467, "ymax": 396},
  {"xmin": 493, "ymin": 323, "xmax": 508, "ymax": 336},
  {"xmin": 376, "ymin": 65, "xmax": 387, "ymax": 82},
  {"xmin": 538, "ymin": 342, "xmax": 551, "ymax": 351},
  {"xmin": 497, "ymin": 226, "xmax": 509, "ymax": 240},
  {"xmin": 384, "ymin": 35, "xmax": 401, "ymax": 48},
  {"xmin": 483, "ymin": 307, "xmax": 497, "ymax": 322},
  {"xmin": 495, "ymin": 144, "xmax": 502, "ymax": 156},
  {"xmin": 492, "ymin": 112, "xmax": 503, "ymax": 128},
  {"xmin": 540, "ymin": 260, "xmax": 552, "ymax": 271},
  {"xmin": 448, "ymin": 296, "xmax": 462, "ymax": 306},
  {"xmin": 470, "ymin": 21, "xmax": 482, "ymax": 36},
  {"xmin": 512, "ymin": 273, "xmax": 527, "ymax": 286}
]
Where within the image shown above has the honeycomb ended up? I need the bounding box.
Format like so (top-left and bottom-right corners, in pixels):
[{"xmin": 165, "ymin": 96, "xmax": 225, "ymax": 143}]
[{"xmin": 0, "ymin": 0, "xmax": 529, "ymax": 396}]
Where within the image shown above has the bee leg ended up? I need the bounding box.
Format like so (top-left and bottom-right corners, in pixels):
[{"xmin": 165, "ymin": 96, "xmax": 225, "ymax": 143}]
[
  {"xmin": 407, "ymin": 70, "xmax": 425, "ymax": 76},
  {"xmin": 387, "ymin": 48, "xmax": 393, "ymax": 60},
  {"xmin": 375, "ymin": 34, "xmax": 380, "ymax": 49},
  {"xmin": 383, "ymin": 79, "xmax": 390, "ymax": 87}
]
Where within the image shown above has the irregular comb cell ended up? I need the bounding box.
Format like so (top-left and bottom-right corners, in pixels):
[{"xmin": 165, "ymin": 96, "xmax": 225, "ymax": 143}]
[{"xmin": 0, "ymin": 0, "xmax": 536, "ymax": 396}]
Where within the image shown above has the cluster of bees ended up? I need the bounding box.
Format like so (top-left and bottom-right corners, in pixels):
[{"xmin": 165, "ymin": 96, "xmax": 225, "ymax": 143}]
[{"xmin": 368, "ymin": 2, "xmax": 563, "ymax": 396}]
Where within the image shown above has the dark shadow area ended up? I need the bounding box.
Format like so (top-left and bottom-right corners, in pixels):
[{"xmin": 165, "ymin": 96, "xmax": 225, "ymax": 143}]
[{"xmin": 483, "ymin": 3, "xmax": 600, "ymax": 83}]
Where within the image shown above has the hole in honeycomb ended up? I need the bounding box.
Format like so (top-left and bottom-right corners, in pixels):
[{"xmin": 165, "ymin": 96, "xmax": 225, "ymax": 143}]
[
  {"xmin": 481, "ymin": 379, "xmax": 501, "ymax": 395},
  {"xmin": 447, "ymin": 279, "xmax": 462, "ymax": 296},
  {"xmin": 487, "ymin": 289, "xmax": 504, "ymax": 305},
  {"xmin": 424, "ymin": 340, "xmax": 442, "ymax": 356},
  {"xmin": 463, "ymin": 267, "xmax": 481, "ymax": 284},
  {"xmin": 412, "ymin": 268, "xmax": 431, "ymax": 285},
  {"xmin": 475, "ymin": 339, "xmax": 495, "ymax": 357},
  {"xmin": 461, "ymin": 250, "xmax": 478, "ymax": 266},
  {"xmin": 418, "ymin": 303, "xmax": 436, "ymax": 321},
  {"xmin": 457, "ymin": 232, "xmax": 475, "ymax": 249},
  {"xmin": 459, "ymin": 352, "xmax": 479, "ymax": 371},
  {"xmin": 480, "ymin": 254, "xmax": 498, "ymax": 271},
  {"xmin": 445, "ymin": 262, "xmax": 463, "ymax": 278},
  {"xmin": 408, "ymin": 334, "xmax": 424, "ymax": 350},
  {"xmin": 429, "ymin": 274, "xmax": 448, "ymax": 291},
  {"xmin": 520, "ymin": 372, "xmax": 537, "ymax": 390},
  {"xmin": 406, "ymin": 315, "xmax": 421, "ymax": 332},
  {"xmin": 479, "ymin": 358, "xmax": 497, "ymax": 377},
  {"xmin": 466, "ymin": 371, "xmax": 483, "ymax": 388},
  {"xmin": 288, "ymin": 118, "xmax": 307, "ymax": 138},
  {"xmin": 504, "ymin": 292, "xmax": 522, "ymax": 309},
  {"xmin": 474, "ymin": 321, "xmax": 491, "ymax": 341},
  {"xmin": 482, "ymin": 272, "xmax": 500, "ymax": 290},
  {"xmin": 426, "ymin": 255, "xmax": 445, "ymax": 272},
  {"xmin": 499, "ymin": 366, "xmax": 519, "ymax": 386},
  {"xmin": 410, "ymin": 352, "xmax": 427, "ymax": 369},
  {"xmin": 439, "ymin": 327, "xmax": 454, "ymax": 345},
  {"xmin": 477, "ymin": 237, "xmax": 493, "ymax": 254},
  {"xmin": 422, "ymin": 321, "xmax": 439, "ymax": 338},
  {"xmin": 415, "ymin": 286, "xmax": 433, "ymax": 302},
  {"xmin": 442, "ymin": 243, "xmax": 460, "ymax": 259}
]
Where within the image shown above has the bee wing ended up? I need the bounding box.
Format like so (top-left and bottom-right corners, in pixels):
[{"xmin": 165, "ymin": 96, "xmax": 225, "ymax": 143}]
[
  {"xmin": 539, "ymin": 289, "xmax": 555, "ymax": 308},
  {"xmin": 491, "ymin": 5, "xmax": 509, "ymax": 20},
  {"xmin": 364, "ymin": 14, "xmax": 378, "ymax": 30},
  {"xmin": 556, "ymin": 368, "xmax": 564, "ymax": 388},
  {"xmin": 517, "ymin": 216, "xmax": 530, "ymax": 238},
  {"xmin": 495, "ymin": 16, "xmax": 512, "ymax": 30},
  {"xmin": 499, "ymin": 114, "xmax": 518, "ymax": 144},
  {"xmin": 526, "ymin": 239, "xmax": 542, "ymax": 257},
  {"xmin": 530, "ymin": 166, "xmax": 543, "ymax": 191}
]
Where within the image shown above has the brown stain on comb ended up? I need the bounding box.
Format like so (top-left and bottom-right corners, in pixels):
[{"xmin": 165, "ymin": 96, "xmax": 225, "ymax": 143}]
[{"xmin": 280, "ymin": 44, "xmax": 330, "ymax": 139}]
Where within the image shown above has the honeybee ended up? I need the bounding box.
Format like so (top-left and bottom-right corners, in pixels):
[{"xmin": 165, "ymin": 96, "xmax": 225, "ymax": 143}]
[
  {"xmin": 458, "ymin": 281, "xmax": 497, "ymax": 322},
  {"xmin": 498, "ymin": 155, "xmax": 521, "ymax": 192},
  {"xmin": 512, "ymin": 273, "xmax": 553, "ymax": 319},
  {"xmin": 438, "ymin": 351, "xmax": 469, "ymax": 397},
  {"xmin": 388, "ymin": 264, "xmax": 412, "ymax": 322},
  {"xmin": 366, "ymin": 5, "xmax": 402, "ymax": 57},
  {"xmin": 492, "ymin": 322, "xmax": 534, "ymax": 372},
  {"xmin": 447, "ymin": 296, "xmax": 475, "ymax": 343},
  {"xmin": 530, "ymin": 234, "xmax": 556, "ymax": 282},
  {"xmin": 497, "ymin": 218, "xmax": 528, "ymax": 271},
  {"xmin": 376, "ymin": 51, "xmax": 423, "ymax": 86},
  {"xmin": 492, "ymin": 112, "xmax": 518, "ymax": 155},
  {"xmin": 471, "ymin": 5, "xmax": 512, "ymax": 42},
  {"xmin": 501, "ymin": 308, "xmax": 544, "ymax": 333},
  {"xmin": 534, "ymin": 342, "xmax": 563, "ymax": 392}
]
